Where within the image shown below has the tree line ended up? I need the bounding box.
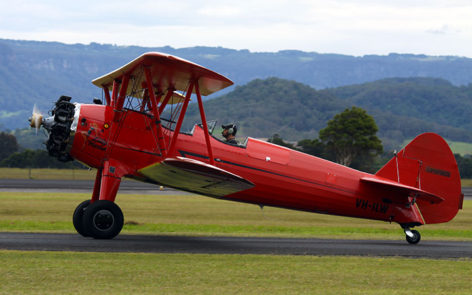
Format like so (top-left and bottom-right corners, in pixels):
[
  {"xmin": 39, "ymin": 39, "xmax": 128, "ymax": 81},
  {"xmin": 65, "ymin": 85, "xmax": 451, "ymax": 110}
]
[
  {"xmin": 268, "ymin": 107, "xmax": 472, "ymax": 178},
  {"xmin": 2, "ymin": 106, "xmax": 472, "ymax": 178},
  {"xmin": 0, "ymin": 132, "xmax": 80, "ymax": 168}
]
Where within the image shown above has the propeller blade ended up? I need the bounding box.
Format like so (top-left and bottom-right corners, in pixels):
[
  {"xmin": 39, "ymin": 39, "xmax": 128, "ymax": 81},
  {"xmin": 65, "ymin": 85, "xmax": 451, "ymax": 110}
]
[{"xmin": 29, "ymin": 104, "xmax": 43, "ymax": 134}]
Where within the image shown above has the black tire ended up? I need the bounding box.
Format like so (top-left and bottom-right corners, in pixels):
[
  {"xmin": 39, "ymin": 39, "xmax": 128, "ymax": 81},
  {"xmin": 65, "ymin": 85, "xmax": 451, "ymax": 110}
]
[
  {"xmin": 406, "ymin": 230, "xmax": 421, "ymax": 244},
  {"xmin": 82, "ymin": 200, "xmax": 124, "ymax": 239},
  {"xmin": 73, "ymin": 200, "xmax": 91, "ymax": 237}
]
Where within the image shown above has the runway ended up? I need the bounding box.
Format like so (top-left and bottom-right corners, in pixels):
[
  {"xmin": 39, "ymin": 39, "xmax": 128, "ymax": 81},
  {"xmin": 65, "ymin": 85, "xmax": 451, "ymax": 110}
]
[
  {"xmin": 0, "ymin": 179, "xmax": 190, "ymax": 195},
  {"xmin": 2, "ymin": 179, "xmax": 471, "ymax": 197},
  {"xmin": 0, "ymin": 232, "xmax": 471, "ymax": 258}
]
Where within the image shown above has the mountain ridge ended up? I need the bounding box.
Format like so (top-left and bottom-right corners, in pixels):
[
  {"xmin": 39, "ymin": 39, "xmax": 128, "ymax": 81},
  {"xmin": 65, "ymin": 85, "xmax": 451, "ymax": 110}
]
[{"xmin": 1, "ymin": 39, "xmax": 472, "ymax": 150}]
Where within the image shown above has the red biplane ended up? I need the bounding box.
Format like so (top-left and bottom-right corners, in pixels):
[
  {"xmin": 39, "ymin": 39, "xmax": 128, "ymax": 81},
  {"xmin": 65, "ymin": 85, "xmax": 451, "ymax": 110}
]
[{"xmin": 30, "ymin": 52, "xmax": 463, "ymax": 244}]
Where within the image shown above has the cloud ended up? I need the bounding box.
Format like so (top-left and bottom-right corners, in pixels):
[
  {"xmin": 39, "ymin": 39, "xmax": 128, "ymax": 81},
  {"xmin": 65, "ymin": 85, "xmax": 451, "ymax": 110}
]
[
  {"xmin": 197, "ymin": 6, "xmax": 241, "ymax": 17},
  {"xmin": 427, "ymin": 25, "xmax": 455, "ymax": 35},
  {"xmin": 0, "ymin": 0, "xmax": 471, "ymax": 57}
]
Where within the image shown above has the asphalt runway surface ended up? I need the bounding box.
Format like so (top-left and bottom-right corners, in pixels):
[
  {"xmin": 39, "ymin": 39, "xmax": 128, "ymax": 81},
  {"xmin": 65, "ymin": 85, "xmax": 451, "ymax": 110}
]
[
  {"xmin": 1, "ymin": 179, "xmax": 471, "ymax": 258},
  {"xmin": 0, "ymin": 232, "xmax": 471, "ymax": 258},
  {"xmin": 0, "ymin": 179, "xmax": 188, "ymax": 195},
  {"xmin": 1, "ymin": 179, "xmax": 471, "ymax": 197}
]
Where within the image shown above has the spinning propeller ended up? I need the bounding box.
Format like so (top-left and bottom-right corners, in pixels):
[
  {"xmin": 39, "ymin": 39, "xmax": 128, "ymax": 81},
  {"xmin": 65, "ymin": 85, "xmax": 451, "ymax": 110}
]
[
  {"xmin": 28, "ymin": 104, "xmax": 54, "ymax": 133},
  {"xmin": 29, "ymin": 104, "xmax": 43, "ymax": 133}
]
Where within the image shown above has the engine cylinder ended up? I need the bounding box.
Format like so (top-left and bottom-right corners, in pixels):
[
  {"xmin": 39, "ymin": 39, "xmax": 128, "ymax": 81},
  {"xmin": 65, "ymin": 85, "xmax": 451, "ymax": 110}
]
[{"xmin": 46, "ymin": 96, "xmax": 76, "ymax": 162}]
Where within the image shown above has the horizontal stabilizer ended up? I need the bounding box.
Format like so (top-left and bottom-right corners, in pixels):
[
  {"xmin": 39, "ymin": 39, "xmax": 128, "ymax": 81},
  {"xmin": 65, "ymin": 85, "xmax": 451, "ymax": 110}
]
[
  {"xmin": 361, "ymin": 176, "xmax": 444, "ymax": 204},
  {"xmin": 139, "ymin": 157, "xmax": 254, "ymax": 197}
]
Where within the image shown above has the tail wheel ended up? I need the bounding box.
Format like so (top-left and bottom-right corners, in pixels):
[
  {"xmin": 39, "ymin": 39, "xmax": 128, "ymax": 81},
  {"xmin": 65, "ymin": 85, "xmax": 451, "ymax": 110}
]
[
  {"xmin": 73, "ymin": 200, "xmax": 91, "ymax": 237},
  {"xmin": 405, "ymin": 229, "xmax": 421, "ymax": 244},
  {"xmin": 82, "ymin": 200, "xmax": 124, "ymax": 239}
]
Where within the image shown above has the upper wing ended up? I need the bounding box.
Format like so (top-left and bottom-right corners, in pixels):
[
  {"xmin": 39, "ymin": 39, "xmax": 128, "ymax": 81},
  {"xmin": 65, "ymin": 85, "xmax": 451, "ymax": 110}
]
[
  {"xmin": 138, "ymin": 157, "xmax": 254, "ymax": 197},
  {"xmin": 92, "ymin": 52, "xmax": 233, "ymax": 97},
  {"xmin": 360, "ymin": 176, "xmax": 444, "ymax": 204}
]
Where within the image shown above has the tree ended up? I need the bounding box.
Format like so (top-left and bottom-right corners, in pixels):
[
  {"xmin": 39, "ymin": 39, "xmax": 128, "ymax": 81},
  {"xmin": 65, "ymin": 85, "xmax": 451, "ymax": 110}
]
[
  {"xmin": 319, "ymin": 107, "xmax": 383, "ymax": 168},
  {"xmin": 267, "ymin": 134, "xmax": 296, "ymax": 149},
  {"xmin": 454, "ymin": 154, "xmax": 472, "ymax": 178},
  {"xmin": 0, "ymin": 132, "xmax": 19, "ymax": 161},
  {"xmin": 297, "ymin": 138, "xmax": 329, "ymax": 158},
  {"xmin": 0, "ymin": 149, "xmax": 82, "ymax": 169}
]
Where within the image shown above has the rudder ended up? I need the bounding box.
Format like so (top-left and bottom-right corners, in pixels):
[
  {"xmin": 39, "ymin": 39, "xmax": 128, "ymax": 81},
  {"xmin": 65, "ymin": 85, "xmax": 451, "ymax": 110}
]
[{"xmin": 376, "ymin": 133, "xmax": 463, "ymax": 224}]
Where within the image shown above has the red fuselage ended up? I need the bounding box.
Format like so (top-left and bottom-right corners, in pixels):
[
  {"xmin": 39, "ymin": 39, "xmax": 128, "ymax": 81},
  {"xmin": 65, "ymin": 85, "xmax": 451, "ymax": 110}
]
[{"xmin": 70, "ymin": 104, "xmax": 420, "ymax": 225}]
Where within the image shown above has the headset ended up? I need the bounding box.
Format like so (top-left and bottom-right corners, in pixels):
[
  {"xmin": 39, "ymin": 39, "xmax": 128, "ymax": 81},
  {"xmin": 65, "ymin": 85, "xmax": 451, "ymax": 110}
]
[{"xmin": 222, "ymin": 124, "xmax": 237, "ymax": 136}]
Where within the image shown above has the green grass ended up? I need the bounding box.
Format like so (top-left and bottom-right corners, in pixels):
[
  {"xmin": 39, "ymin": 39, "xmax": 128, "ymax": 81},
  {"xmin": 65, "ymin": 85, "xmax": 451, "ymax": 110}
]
[
  {"xmin": 0, "ymin": 168, "xmax": 96, "ymax": 180},
  {"xmin": 0, "ymin": 192, "xmax": 471, "ymax": 240},
  {"xmin": 0, "ymin": 250, "xmax": 470, "ymax": 295},
  {"xmin": 461, "ymin": 178, "xmax": 472, "ymax": 187},
  {"xmin": 1, "ymin": 193, "xmax": 471, "ymax": 294}
]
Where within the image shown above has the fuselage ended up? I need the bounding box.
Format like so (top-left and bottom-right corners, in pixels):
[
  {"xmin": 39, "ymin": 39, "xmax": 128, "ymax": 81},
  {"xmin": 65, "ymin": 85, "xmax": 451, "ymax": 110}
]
[{"xmin": 66, "ymin": 103, "xmax": 420, "ymax": 225}]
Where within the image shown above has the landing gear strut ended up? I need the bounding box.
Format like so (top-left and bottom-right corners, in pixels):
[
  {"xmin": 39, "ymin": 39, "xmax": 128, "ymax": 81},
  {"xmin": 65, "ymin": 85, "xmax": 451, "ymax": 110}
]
[
  {"xmin": 73, "ymin": 161, "xmax": 125, "ymax": 239},
  {"xmin": 403, "ymin": 227, "xmax": 421, "ymax": 244}
]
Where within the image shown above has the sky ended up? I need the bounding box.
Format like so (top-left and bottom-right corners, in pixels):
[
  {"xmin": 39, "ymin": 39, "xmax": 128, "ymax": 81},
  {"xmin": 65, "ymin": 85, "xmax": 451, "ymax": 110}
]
[{"xmin": 0, "ymin": 0, "xmax": 471, "ymax": 57}]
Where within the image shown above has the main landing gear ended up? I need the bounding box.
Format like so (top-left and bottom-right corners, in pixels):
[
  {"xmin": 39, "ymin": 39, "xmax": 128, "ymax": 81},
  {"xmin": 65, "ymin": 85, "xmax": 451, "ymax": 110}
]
[
  {"xmin": 72, "ymin": 164, "xmax": 125, "ymax": 239},
  {"xmin": 402, "ymin": 226, "xmax": 421, "ymax": 244},
  {"xmin": 73, "ymin": 200, "xmax": 124, "ymax": 239}
]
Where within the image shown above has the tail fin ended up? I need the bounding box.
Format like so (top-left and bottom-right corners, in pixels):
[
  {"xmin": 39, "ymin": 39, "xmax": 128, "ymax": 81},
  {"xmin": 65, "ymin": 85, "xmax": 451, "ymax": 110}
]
[{"xmin": 376, "ymin": 133, "xmax": 463, "ymax": 224}]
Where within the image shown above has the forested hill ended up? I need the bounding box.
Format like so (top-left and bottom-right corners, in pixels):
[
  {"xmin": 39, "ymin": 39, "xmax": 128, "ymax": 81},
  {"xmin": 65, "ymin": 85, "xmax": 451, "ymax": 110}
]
[
  {"xmin": 1, "ymin": 38, "xmax": 472, "ymax": 130},
  {"xmin": 183, "ymin": 78, "xmax": 346, "ymax": 140},
  {"xmin": 322, "ymin": 77, "xmax": 472, "ymax": 134},
  {"xmin": 182, "ymin": 77, "xmax": 472, "ymax": 150}
]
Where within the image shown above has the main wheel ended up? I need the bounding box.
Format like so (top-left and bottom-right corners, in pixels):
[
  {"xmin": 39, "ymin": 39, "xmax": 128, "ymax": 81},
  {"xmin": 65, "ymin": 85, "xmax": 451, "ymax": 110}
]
[
  {"xmin": 82, "ymin": 200, "xmax": 124, "ymax": 239},
  {"xmin": 73, "ymin": 200, "xmax": 91, "ymax": 237},
  {"xmin": 406, "ymin": 229, "xmax": 421, "ymax": 244}
]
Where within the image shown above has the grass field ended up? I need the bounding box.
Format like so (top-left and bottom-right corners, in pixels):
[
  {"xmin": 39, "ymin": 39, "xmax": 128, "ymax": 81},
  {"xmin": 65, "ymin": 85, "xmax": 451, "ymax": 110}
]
[
  {"xmin": 0, "ymin": 168, "xmax": 96, "ymax": 180},
  {"xmin": 0, "ymin": 250, "xmax": 470, "ymax": 295},
  {"xmin": 0, "ymin": 192, "xmax": 471, "ymax": 240},
  {"xmin": 461, "ymin": 178, "xmax": 472, "ymax": 187},
  {"xmin": 0, "ymin": 192, "xmax": 471, "ymax": 294}
]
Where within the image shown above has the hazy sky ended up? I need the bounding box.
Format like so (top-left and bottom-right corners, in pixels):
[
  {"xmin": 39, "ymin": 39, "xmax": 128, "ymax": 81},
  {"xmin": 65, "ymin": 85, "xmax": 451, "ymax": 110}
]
[{"xmin": 1, "ymin": 0, "xmax": 471, "ymax": 57}]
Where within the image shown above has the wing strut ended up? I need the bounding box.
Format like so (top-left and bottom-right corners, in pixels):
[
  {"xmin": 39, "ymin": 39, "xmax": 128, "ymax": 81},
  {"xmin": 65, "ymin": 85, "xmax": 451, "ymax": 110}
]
[
  {"xmin": 103, "ymin": 87, "xmax": 111, "ymax": 105},
  {"xmin": 144, "ymin": 67, "xmax": 167, "ymax": 157},
  {"xmin": 164, "ymin": 79, "xmax": 215, "ymax": 164},
  {"xmin": 111, "ymin": 79, "xmax": 120, "ymax": 103},
  {"xmin": 158, "ymin": 88, "xmax": 175, "ymax": 114},
  {"xmin": 195, "ymin": 81, "xmax": 215, "ymax": 165},
  {"xmin": 167, "ymin": 81, "xmax": 194, "ymax": 155},
  {"xmin": 116, "ymin": 75, "xmax": 130, "ymax": 110}
]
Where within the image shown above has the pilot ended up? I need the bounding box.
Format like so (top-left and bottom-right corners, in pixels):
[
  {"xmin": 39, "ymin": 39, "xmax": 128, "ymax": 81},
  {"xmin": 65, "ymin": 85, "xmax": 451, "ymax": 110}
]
[{"xmin": 222, "ymin": 124, "xmax": 238, "ymax": 144}]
